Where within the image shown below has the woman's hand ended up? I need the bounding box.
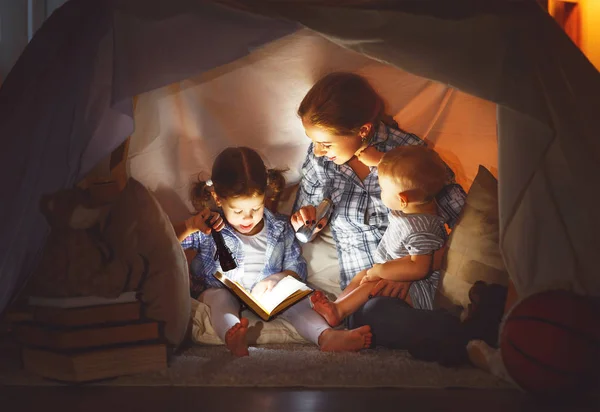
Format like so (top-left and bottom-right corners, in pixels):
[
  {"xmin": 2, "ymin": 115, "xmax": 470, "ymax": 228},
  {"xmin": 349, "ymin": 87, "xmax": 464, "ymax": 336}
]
[
  {"xmin": 369, "ymin": 279, "xmax": 411, "ymax": 300},
  {"xmin": 251, "ymin": 273, "xmax": 286, "ymax": 298},
  {"xmin": 185, "ymin": 208, "xmax": 225, "ymax": 235},
  {"xmin": 355, "ymin": 146, "xmax": 384, "ymax": 167},
  {"xmin": 290, "ymin": 205, "xmax": 328, "ymax": 234}
]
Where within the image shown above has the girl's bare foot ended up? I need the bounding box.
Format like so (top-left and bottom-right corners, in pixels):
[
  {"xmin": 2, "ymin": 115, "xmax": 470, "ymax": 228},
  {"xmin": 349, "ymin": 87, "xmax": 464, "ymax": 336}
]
[
  {"xmin": 318, "ymin": 325, "xmax": 372, "ymax": 352},
  {"xmin": 310, "ymin": 293, "xmax": 342, "ymax": 327},
  {"xmin": 225, "ymin": 318, "xmax": 249, "ymax": 357}
]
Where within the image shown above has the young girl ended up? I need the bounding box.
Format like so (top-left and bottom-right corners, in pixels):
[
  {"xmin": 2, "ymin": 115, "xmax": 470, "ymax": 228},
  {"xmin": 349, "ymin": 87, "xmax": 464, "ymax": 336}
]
[
  {"xmin": 291, "ymin": 72, "xmax": 466, "ymax": 348},
  {"xmin": 311, "ymin": 145, "xmax": 449, "ymax": 327},
  {"xmin": 174, "ymin": 147, "xmax": 372, "ymax": 357}
]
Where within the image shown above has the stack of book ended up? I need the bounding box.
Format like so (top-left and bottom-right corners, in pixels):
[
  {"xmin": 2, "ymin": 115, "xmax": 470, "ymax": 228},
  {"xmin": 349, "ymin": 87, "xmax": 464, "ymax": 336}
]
[{"xmin": 15, "ymin": 293, "xmax": 167, "ymax": 383}]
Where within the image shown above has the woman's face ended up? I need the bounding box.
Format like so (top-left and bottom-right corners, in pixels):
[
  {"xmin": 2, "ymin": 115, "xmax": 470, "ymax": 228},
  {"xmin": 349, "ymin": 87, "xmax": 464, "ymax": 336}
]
[
  {"xmin": 302, "ymin": 120, "xmax": 363, "ymax": 165},
  {"xmin": 217, "ymin": 194, "xmax": 265, "ymax": 235}
]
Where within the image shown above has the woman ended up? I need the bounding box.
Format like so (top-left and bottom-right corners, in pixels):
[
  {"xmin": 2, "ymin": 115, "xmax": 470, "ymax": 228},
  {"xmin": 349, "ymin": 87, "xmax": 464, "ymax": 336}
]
[{"xmin": 291, "ymin": 72, "xmax": 467, "ymax": 349}]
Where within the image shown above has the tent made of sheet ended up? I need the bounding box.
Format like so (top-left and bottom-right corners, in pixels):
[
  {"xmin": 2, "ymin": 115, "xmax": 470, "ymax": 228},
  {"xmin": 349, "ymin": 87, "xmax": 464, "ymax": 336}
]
[{"xmin": 0, "ymin": 0, "xmax": 599, "ymax": 314}]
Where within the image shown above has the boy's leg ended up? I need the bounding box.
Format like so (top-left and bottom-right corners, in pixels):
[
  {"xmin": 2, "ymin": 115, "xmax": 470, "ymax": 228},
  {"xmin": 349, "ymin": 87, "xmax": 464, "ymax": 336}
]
[
  {"xmin": 281, "ymin": 299, "xmax": 372, "ymax": 352},
  {"xmin": 336, "ymin": 270, "xmax": 367, "ymax": 300},
  {"xmin": 199, "ymin": 288, "xmax": 249, "ymax": 356},
  {"xmin": 312, "ymin": 284, "xmax": 376, "ymax": 327}
]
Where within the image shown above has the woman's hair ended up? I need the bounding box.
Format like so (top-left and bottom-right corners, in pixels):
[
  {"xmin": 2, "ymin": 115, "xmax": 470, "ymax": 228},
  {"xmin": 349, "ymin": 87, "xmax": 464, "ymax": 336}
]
[
  {"xmin": 298, "ymin": 72, "xmax": 396, "ymax": 136},
  {"xmin": 378, "ymin": 145, "xmax": 448, "ymax": 202},
  {"xmin": 190, "ymin": 147, "xmax": 286, "ymax": 210}
]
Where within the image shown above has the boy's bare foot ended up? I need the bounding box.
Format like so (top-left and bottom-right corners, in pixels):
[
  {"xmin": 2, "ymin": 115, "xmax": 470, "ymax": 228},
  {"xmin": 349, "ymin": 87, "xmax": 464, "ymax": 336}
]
[
  {"xmin": 225, "ymin": 318, "xmax": 249, "ymax": 357},
  {"xmin": 318, "ymin": 325, "xmax": 372, "ymax": 352},
  {"xmin": 310, "ymin": 293, "xmax": 343, "ymax": 327}
]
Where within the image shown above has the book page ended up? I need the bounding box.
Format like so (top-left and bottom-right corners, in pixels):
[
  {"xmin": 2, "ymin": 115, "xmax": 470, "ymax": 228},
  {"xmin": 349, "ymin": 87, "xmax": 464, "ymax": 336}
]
[{"xmin": 256, "ymin": 276, "xmax": 311, "ymax": 313}]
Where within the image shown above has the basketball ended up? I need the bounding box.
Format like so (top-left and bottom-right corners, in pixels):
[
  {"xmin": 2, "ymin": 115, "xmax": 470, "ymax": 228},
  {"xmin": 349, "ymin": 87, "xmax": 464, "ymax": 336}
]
[{"xmin": 500, "ymin": 289, "xmax": 600, "ymax": 397}]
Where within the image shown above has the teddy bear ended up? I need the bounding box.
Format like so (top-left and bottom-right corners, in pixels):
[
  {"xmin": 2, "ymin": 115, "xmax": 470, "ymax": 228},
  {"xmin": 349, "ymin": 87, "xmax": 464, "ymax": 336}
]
[{"xmin": 25, "ymin": 185, "xmax": 146, "ymax": 298}]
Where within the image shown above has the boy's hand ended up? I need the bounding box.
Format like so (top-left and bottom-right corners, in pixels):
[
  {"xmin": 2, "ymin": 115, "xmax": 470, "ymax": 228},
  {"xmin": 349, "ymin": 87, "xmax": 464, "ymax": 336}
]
[
  {"xmin": 186, "ymin": 209, "xmax": 224, "ymax": 235},
  {"xmin": 370, "ymin": 280, "xmax": 411, "ymax": 300},
  {"xmin": 360, "ymin": 274, "xmax": 381, "ymax": 285},
  {"xmin": 355, "ymin": 146, "xmax": 384, "ymax": 167},
  {"xmin": 366, "ymin": 263, "xmax": 385, "ymax": 279},
  {"xmin": 251, "ymin": 273, "xmax": 285, "ymax": 298}
]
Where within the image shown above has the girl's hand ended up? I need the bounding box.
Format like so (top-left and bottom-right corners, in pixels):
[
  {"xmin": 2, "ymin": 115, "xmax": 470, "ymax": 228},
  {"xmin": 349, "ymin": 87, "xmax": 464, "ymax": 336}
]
[
  {"xmin": 186, "ymin": 209, "xmax": 224, "ymax": 235},
  {"xmin": 355, "ymin": 146, "xmax": 384, "ymax": 167},
  {"xmin": 251, "ymin": 273, "xmax": 285, "ymax": 298},
  {"xmin": 290, "ymin": 205, "xmax": 328, "ymax": 233}
]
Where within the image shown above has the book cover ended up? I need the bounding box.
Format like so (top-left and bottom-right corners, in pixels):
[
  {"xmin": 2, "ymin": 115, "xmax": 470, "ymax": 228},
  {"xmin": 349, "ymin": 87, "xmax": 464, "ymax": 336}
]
[
  {"xmin": 21, "ymin": 343, "xmax": 167, "ymax": 382},
  {"xmin": 16, "ymin": 321, "xmax": 160, "ymax": 350},
  {"xmin": 32, "ymin": 301, "xmax": 141, "ymax": 327},
  {"xmin": 213, "ymin": 272, "xmax": 313, "ymax": 321}
]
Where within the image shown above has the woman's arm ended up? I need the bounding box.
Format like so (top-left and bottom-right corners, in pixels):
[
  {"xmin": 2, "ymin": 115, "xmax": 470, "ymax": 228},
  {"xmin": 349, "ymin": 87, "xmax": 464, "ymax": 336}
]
[{"xmin": 290, "ymin": 147, "xmax": 332, "ymax": 235}]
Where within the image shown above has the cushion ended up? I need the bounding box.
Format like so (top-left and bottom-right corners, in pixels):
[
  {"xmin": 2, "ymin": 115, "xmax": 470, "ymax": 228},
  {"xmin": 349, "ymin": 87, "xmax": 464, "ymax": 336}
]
[
  {"xmin": 191, "ymin": 184, "xmax": 342, "ymax": 345},
  {"xmin": 101, "ymin": 179, "xmax": 190, "ymax": 347},
  {"xmin": 436, "ymin": 166, "xmax": 509, "ymax": 310}
]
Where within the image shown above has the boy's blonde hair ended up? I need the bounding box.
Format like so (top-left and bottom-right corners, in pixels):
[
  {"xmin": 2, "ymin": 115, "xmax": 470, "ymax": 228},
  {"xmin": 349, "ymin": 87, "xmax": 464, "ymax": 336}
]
[{"xmin": 378, "ymin": 145, "xmax": 448, "ymax": 202}]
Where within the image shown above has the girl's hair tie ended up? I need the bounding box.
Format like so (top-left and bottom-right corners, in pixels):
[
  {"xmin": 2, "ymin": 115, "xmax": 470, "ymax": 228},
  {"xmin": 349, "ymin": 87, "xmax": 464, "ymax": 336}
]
[{"xmin": 206, "ymin": 179, "xmax": 214, "ymax": 187}]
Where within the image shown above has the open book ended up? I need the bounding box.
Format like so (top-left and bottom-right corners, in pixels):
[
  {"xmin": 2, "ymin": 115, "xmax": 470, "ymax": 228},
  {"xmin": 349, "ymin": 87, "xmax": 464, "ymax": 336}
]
[{"xmin": 214, "ymin": 272, "xmax": 313, "ymax": 321}]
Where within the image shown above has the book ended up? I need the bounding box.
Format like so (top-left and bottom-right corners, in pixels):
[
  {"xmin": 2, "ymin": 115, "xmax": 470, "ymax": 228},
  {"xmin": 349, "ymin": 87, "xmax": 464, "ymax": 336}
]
[
  {"xmin": 214, "ymin": 271, "xmax": 313, "ymax": 321},
  {"xmin": 16, "ymin": 321, "xmax": 160, "ymax": 350},
  {"xmin": 28, "ymin": 291, "xmax": 138, "ymax": 308},
  {"xmin": 32, "ymin": 301, "xmax": 141, "ymax": 327},
  {"xmin": 21, "ymin": 343, "xmax": 167, "ymax": 382}
]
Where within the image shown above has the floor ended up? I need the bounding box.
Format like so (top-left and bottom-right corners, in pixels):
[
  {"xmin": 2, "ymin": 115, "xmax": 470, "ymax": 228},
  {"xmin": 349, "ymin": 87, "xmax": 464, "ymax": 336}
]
[
  {"xmin": 1, "ymin": 386, "xmax": 599, "ymax": 412},
  {"xmin": 1, "ymin": 325, "xmax": 598, "ymax": 412}
]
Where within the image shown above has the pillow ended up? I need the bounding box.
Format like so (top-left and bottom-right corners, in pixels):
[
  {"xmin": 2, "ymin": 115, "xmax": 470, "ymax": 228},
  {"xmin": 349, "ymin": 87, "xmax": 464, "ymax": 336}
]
[
  {"xmin": 191, "ymin": 300, "xmax": 308, "ymax": 345},
  {"xmin": 436, "ymin": 166, "xmax": 509, "ymax": 310},
  {"xmin": 101, "ymin": 179, "xmax": 190, "ymax": 347}
]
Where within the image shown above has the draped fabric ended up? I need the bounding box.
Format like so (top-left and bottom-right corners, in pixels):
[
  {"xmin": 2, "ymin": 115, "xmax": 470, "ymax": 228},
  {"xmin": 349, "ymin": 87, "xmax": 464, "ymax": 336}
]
[{"xmin": 0, "ymin": 0, "xmax": 598, "ymax": 313}]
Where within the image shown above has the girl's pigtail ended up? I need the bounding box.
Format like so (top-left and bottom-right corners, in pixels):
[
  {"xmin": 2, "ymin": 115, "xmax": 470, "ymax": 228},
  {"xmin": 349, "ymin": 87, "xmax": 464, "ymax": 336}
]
[
  {"xmin": 265, "ymin": 168, "xmax": 287, "ymax": 212},
  {"xmin": 190, "ymin": 178, "xmax": 214, "ymax": 212}
]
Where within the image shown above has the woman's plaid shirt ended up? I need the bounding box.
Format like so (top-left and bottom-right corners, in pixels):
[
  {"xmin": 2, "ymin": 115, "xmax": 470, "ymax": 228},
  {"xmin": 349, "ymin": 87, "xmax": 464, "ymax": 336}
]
[{"xmin": 293, "ymin": 122, "xmax": 466, "ymax": 290}]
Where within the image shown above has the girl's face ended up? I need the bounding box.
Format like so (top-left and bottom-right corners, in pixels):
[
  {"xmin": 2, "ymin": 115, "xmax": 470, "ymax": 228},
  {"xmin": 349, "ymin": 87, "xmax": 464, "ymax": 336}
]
[
  {"xmin": 378, "ymin": 174, "xmax": 404, "ymax": 211},
  {"xmin": 217, "ymin": 194, "xmax": 265, "ymax": 235},
  {"xmin": 303, "ymin": 120, "xmax": 366, "ymax": 165}
]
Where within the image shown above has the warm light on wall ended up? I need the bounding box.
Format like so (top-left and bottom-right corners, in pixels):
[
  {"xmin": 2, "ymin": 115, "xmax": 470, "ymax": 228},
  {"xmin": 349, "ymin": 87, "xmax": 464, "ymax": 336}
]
[{"xmin": 548, "ymin": 0, "xmax": 600, "ymax": 71}]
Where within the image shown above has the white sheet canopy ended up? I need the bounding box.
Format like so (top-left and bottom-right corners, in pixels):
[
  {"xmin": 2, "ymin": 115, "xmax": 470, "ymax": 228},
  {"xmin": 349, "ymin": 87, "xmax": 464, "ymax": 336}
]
[{"xmin": 0, "ymin": 0, "xmax": 598, "ymax": 313}]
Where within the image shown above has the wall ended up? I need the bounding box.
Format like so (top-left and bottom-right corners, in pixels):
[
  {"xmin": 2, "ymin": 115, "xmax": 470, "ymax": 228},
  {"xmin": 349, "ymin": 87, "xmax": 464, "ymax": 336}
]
[
  {"xmin": 580, "ymin": 0, "xmax": 600, "ymax": 70},
  {"xmin": 549, "ymin": 0, "xmax": 600, "ymax": 71},
  {"xmin": 0, "ymin": 0, "xmax": 69, "ymax": 82},
  {"xmin": 0, "ymin": 1, "xmax": 28, "ymax": 82}
]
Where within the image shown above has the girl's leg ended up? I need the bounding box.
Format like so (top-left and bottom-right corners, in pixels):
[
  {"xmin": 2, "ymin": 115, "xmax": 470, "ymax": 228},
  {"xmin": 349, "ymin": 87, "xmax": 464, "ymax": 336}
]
[
  {"xmin": 199, "ymin": 288, "xmax": 249, "ymax": 357},
  {"xmin": 281, "ymin": 299, "xmax": 372, "ymax": 352}
]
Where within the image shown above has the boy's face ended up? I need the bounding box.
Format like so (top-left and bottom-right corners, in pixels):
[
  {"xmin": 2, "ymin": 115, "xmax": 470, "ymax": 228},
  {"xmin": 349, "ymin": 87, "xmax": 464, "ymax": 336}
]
[
  {"xmin": 303, "ymin": 120, "xmax": 364, "ymax": 165},
  {"xmin": 378, "ymin": 175, "xmax": 404, "ymax": 211},
  {"xmin": 218, "ymin": 195, "xmax": 265, "ymax": 236}
]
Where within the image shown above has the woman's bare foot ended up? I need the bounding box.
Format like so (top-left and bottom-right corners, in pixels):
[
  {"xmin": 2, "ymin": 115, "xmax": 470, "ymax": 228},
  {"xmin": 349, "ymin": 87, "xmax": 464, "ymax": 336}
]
[
  {"xmin": 225, "ymin": 318, "xmax": 249, "ymax": 357},
  {"xmin": 310, "ymin": 293, "xmax": 343, "ymax": 327},
  {"xmin": 318, "ymin": 325, "xmax": 372, "ymax": 352}
]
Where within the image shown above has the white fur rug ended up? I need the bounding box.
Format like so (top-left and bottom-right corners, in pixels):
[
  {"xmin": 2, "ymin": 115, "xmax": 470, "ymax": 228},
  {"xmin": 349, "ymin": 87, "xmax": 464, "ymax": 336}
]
[{"xmin": 1, "ymin": 343, "xmax": 511, "ymax": 388}]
